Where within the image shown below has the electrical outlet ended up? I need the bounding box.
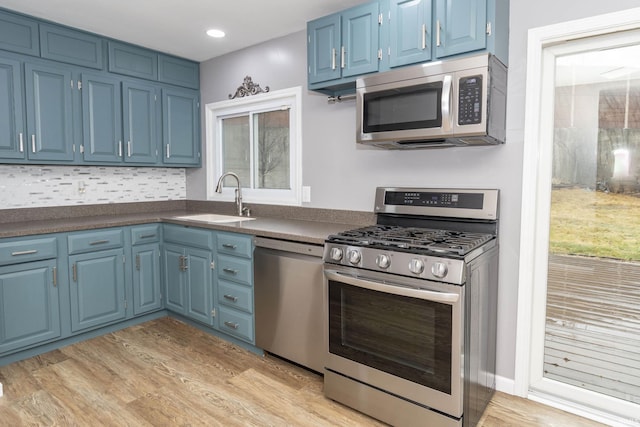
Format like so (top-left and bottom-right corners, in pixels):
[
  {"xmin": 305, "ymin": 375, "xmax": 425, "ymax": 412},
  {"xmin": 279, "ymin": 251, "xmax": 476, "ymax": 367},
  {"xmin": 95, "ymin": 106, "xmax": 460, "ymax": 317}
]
[
  {"xmin": 302, "ymin": 186, "xmax": 311, "ymax": 203},
  {"xmin": 78, "ymin": 180, "xmax": 86, "ymax": 194}
]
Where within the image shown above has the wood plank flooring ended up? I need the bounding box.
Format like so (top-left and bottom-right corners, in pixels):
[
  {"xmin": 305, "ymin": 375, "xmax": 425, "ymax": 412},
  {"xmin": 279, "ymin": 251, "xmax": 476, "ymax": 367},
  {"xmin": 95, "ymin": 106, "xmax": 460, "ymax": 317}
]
[{"xmin": 0, "ymin": 317, "xmax": 606, "ymax": 426}]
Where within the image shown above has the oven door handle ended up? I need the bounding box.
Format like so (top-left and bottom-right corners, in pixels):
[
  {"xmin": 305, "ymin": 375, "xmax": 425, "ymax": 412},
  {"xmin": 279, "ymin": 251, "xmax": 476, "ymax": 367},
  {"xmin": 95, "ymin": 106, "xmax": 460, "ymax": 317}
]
[{"xmin": 325, "ymin": 270, "xmax": 459, "ymax": 304}]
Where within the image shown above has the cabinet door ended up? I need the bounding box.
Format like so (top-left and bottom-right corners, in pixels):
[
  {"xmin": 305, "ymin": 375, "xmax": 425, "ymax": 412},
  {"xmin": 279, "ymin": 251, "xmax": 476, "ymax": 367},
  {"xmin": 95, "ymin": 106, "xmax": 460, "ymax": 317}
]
[
  {"xmin": 163, "ymin": 243, "xmax": 186, "ymax": 314},
  {"xmin": 307, "ymin": 14, "xmax": 341, "ymax": 84},
  {"xmin": 162, "ymin": 87, "xmax": 199, "ymax": 166},
  {"xmin": 341, "ymin": 2, "xmax": 380, "ymax": 78},
  {"xmin": 69, "ymin": 248, "xmax": 126, "ymax": 332},
  {"xmin": 132, "ymin": 243, "xmax": 161, "ymax": 315},
  {"xmin": 389, "ymin": 0, "xmax": 432, "ymax": 67},
  {"xmin": 81, "ymin": 73, "xmax": 123, "ymax": 163},
  {"xmin": 435, "ymin": 0, "xmax": 487, "ymax": 59},
  {"xmin": 0, "ymin": 57, "xmax": 26, "ymax": 159},
  {"xmin": 123, "ymin": 81, "xmax": 158, "ymax": 164},
  {"xmin": 0, "ymin": 259, "xmax": 60, "ymax": 354},
  {"xmin": 24, "ymin": 62, "xmax": 74, "ymax": 161},
  {"xmin": 185, "ymin": 247, "xmax": 213, "ymax": 326}
]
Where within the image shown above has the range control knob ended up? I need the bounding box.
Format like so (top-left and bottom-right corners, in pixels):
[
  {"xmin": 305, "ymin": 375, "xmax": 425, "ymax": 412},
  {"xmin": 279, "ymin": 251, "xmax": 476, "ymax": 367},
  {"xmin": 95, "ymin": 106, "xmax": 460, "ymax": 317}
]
[
  {"xmin": 431, "ymin": 262, "xmax": 448, "ymax": 279},
  {"xmin": 408, "ymin": 259, "xmax": 425, "ymax": 275},
  {"xmin": 376, "ymin": 254, "xmax": 391, "ymax": 269},
  {"xmin": 330, "ymin": 247, "xmax": 343, "ymax": 261},
  {"xmin": 347, "ymin": 249, "xmax": 362, "ymax": 265}
]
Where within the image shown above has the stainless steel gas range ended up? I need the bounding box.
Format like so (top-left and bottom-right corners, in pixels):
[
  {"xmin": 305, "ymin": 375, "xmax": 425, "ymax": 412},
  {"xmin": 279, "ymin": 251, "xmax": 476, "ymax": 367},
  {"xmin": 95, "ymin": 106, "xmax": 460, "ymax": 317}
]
[{"xmin": 323, "ymin": 187, "xmax": 499, "ymax": 427}]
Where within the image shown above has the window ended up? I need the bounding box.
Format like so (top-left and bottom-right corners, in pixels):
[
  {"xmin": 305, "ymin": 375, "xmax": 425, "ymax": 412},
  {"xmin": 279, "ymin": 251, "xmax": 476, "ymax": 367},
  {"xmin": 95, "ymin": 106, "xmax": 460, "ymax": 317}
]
[{"xmin": 205, "ymin": 87, "xmax": 302, "ymax": 205}]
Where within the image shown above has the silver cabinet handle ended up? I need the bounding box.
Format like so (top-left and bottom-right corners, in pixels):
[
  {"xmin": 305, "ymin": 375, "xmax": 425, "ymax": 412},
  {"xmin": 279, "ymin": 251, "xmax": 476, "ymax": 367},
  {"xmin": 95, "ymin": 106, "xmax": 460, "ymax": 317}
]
[
  {"xmin": 127, "ymin": 141, "xmax": 132, "ymax": 157},
  {"xmin": 52, "ymin": 266, "xmax": 57, "ymax": 287},
  {"xmin": 421, "ymin": 24, "xmax": 427, "ymax": 50},
  {"xmin": 11, "ymin": 249, "xmax": 38, "ymax": 256},
  {"xmin": 19, "ymin": 133, "xmax": 24, "ymax": 153},
  {"xmin": 436, "ymin": 19, "xmax": 441, "ymax": 46},
  {"xmin": 340, "ymin": 46, "xmax": 346, "ymax": 69},
  {"xmin": 31, "ymin": 134, "xmax": 36, "ymax": 153},
  {"xmin": 222, "ymin": 243, "xmax": 237, "ymax": 249},
  {"xmin": 166, "ymin": 144, "xmax": 170, "ymax": 158},
  {"xmin": 89, "ymin": 240, "xmax": 109, "ymax": 246},
  {"xmin": 224, "ymin": 321, "xmax": 239, "ymax": 330},
  {"xmin": 118, "ymin": 141, "xmax": 123, "ymax": 157},
  {"xmin": 72, "ymin": 263, "xmax": 77, "ymax": 282},
  {"xmin": 135, "ymin": 254, "xmax": 141, "ymax": 271},
  {"xmin": 222, "ymin": 268, "xmax": 238, "ymax": 275},
  {"xmin": 223, "ymin": 294, "xmax": 238, "ymax": 302},
  {"xmin": 331, "ymin": 47, "xmax": 336, "ymax": 70}
]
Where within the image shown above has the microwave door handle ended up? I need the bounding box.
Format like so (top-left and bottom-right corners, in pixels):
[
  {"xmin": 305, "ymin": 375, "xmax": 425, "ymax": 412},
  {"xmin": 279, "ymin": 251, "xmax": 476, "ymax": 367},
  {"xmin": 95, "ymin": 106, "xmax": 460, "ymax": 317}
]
[
  {"xmin": 325, "ymin": 270, "xmax": 459, "ymax": 304},
  {"xmin": 442, "ymin": 75, "xmax": 453, "ymax": 132}
]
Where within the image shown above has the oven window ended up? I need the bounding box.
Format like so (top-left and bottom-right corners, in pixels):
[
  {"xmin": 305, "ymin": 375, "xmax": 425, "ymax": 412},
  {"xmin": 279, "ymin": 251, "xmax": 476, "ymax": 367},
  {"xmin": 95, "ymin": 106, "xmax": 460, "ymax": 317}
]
[
  {"xmin": 362, "ymin": 82, "xmax": 443, "ymax": 133},
  {"xmin": 328, "ymin": 280, "xmax": 453, "ymax": 394}
]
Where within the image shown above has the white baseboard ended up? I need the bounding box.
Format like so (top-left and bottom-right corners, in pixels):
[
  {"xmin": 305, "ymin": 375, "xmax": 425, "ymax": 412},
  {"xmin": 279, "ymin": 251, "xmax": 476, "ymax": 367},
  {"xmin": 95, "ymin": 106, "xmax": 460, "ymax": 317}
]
[{"xmin": 495, "ymin": 375, "xmax": 516, "ymax": 395}]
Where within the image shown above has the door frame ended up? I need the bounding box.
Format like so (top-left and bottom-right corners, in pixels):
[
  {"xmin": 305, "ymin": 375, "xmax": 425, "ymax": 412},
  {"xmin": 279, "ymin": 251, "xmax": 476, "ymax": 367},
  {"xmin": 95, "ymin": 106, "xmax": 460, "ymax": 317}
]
[{"xmin": 515, "ymin": 6, "xmax": 640, "ymax": 425}]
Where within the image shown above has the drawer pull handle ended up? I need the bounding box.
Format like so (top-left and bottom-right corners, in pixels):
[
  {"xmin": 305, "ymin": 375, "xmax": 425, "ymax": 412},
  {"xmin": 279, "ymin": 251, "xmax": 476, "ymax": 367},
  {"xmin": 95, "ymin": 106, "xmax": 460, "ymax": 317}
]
[
  {"xmin": 11, "ymin": 249, "xmax": 38, "ymax": 256},
  {"xmin": 224, "ymin": 321, "xmax": 239, "ymax": 330},
  {"xmin": 139, "ymin": 233, "xmax": 157, "ymax": 239},
  {"xmin": 222, "ymin": 243, "xmax": 237, "ymax": 249},
  {"xmin": 90, "ymin": 240, "xmax": 109, "ymax": 246},
  {"xmin": 223, "ymin": 294, "xmax": 238, "ymax": 302},
  {"xmin": 222, "ymin": 268, "xmax": 238, "ymax": 275}
]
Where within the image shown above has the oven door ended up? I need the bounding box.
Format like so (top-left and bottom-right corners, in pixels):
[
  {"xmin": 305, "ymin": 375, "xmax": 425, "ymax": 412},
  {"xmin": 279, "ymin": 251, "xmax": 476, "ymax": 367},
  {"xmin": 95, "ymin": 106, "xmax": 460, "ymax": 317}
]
[{"xmin": 325, "ymin": 267, "xmax": 464, "ymax": 417}]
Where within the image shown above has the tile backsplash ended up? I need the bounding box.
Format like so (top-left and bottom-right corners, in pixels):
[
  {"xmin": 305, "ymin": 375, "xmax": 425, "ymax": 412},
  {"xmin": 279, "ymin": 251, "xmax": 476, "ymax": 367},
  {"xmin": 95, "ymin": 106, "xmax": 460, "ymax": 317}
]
[{"xmin": 0, "ymin": 165, "xmax": 186, "ymax": 209}]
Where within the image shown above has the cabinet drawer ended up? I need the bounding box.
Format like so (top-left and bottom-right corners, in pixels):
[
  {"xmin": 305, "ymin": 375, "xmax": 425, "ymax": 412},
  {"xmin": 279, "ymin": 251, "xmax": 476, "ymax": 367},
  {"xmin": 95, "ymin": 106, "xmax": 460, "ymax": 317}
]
[
  {"xmin": 218, "ymin": 306, "xmax": 254, "ymax": 343},
  {"xmin": 163, "ymin": 225, "xmax": 213, "ymax": 250},
  {"xmin": 68, "ymin": 229, "xmax": 124, "ymax": 254},
  {"xmin": 0, "ymin": 237, "xmax": 57, "ymax": 266},
  {"xmin": 0, "ymin": 9, "xmax": 39, "ymax": 56},
  {"xmin": 217, "ymin": 255, "xmax": 252, "ymax": 286},
  {"xmin": 218, "ymin": 280, "xmax": 253, "ymax": 314},
  {"xmin": 39, "ymin": 23, "xmax": 104, "ymax": 69},
  {"xmin": 217, "ymin": 232, "xmax": 253, "ymax": 258},
  {"xmin": 108, "ymin": 41, "xmax": 158, "ymax": 80},
  {"xmin": 131, "ymin": 224, "xmax": 161, "ymax": 245},
  {"xmin": 158, "ymin": 54, "xmax": 199, "ymax": 89}
]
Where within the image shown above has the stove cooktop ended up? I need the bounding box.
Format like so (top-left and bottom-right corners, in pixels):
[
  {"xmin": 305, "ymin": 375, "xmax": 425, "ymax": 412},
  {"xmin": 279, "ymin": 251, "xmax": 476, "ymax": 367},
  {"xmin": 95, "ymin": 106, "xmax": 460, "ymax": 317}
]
[{"xmin": 327, "ymin": 224, "xmax": 494, "ymax": 257}]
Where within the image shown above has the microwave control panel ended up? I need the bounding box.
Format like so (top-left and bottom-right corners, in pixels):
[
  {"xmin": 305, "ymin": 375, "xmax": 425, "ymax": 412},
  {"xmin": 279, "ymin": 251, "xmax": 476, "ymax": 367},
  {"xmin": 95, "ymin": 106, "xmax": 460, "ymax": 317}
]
[{"xmin": 458, "ymin": 75, "xmax": 483, "ymax": 126}]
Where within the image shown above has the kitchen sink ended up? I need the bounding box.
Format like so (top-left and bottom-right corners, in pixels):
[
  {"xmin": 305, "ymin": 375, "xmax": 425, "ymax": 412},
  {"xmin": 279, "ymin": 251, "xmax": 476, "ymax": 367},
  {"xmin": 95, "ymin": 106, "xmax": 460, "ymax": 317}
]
[{"xmin": 173, "ymin": 213, "xmax": 256, "ymax": 223}]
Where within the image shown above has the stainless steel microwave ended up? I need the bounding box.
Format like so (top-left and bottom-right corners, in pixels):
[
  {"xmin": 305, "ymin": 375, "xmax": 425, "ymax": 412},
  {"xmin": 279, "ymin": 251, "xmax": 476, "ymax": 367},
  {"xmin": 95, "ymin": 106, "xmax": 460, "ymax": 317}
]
[{"xmin": 356, "ymin": 53, "xmax": 507, "ymax": 149}]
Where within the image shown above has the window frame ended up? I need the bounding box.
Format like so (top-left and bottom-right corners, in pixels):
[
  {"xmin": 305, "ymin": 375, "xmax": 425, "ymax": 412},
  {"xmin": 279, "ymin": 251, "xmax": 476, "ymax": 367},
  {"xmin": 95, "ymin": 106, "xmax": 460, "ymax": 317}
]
[{"xmin": 205, "ymin": 86, "xmax": 302, "ymax": 205}]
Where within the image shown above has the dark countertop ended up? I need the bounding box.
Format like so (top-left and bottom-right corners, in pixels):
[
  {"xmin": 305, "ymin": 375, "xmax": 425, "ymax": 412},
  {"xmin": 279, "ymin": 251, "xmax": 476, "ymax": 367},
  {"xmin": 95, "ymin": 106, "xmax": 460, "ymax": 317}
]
[{"xmin": 0, "ymin": 202, "xmax": 370, "ymax": 245}]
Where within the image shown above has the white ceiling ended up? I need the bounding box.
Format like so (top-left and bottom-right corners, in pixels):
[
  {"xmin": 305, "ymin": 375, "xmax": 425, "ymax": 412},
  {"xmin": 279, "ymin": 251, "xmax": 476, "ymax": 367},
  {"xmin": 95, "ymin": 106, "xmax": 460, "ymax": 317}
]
[{"xmin": 0, "ymin": 0, "xmax": 369, "ymax": 62}]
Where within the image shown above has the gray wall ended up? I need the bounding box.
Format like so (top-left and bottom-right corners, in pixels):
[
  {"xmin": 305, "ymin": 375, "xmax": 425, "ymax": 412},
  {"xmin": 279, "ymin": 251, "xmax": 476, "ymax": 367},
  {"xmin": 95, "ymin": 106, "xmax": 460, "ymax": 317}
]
[{"xmin": 190, "ymin": 0, "xmax": 640, "ymax": 384}]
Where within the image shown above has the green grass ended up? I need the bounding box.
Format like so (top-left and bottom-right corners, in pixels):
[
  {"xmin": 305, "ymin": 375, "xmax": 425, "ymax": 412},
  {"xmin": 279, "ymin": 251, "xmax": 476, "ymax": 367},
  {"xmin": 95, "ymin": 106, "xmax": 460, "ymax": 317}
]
[{"xmin": 549, "ymin": 188, "xmax": 640, "ymax": 261}]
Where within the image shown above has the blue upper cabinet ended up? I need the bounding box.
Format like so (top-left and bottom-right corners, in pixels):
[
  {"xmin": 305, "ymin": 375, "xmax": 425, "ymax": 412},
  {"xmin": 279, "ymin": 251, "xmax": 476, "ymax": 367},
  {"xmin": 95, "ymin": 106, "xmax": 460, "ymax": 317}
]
[
  {"xmin": 123, "ymin": 80, "xmax": 159, "ymax": 164},
  {"xmin": 24, "ymin": 61, "xmax": 75, "ymax": 162},
  {"xmin": 158, "ymin": 54, "xmax": 199, "ymax": 89},
  {"xmin": 162, "ymin": 87, "xmax": 200, "ymax": 166},
  {"xmin": 0, "ymin": 57, "xmax": 26, "ymax": 159},
  {"xmin": 108, "ymin": 41, "xmax": 158, "ymax": 81},
  {"xmin": 81, "ymin": 73, "xmax": 123, "ymax": 163},
  {"xmin": 388, "ymin": 0, "xmax": 432, "ymax": 68},
  {"xmin": 0, "ymin": 9, "xmax": 39, "ymax": 56},
  {"xmin": 39, "ymin": 24, "xmax": 104, "ymax": 69},
  {"xmin": 308, "ymin": 2, "xmax": 380, "ymax": 88},
  {"xmin": 434, "ymin": 0, "xmax": 486, "ymax": 59}
]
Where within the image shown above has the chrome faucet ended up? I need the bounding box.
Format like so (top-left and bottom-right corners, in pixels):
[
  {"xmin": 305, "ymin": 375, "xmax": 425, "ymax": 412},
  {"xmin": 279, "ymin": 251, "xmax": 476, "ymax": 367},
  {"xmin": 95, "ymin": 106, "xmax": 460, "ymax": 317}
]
[{"xmin": 215, "ymin": 172, "xmax": 250, "ymax": 216}]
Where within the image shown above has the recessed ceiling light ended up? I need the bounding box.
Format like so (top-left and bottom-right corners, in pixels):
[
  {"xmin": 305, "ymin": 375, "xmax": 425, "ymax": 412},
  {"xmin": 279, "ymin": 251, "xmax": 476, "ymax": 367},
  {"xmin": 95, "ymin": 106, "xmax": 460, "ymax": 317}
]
[{"xmin": 206, "ymin": 29, "xmax": 226, "ymax": 38}]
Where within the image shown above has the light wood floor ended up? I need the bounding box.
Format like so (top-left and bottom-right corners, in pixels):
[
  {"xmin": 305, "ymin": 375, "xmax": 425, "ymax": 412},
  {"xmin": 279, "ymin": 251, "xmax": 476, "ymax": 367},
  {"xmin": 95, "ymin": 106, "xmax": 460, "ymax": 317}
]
[{"xmin": 0, "ymin": 317, "xmax": 606, "ymax": 426}]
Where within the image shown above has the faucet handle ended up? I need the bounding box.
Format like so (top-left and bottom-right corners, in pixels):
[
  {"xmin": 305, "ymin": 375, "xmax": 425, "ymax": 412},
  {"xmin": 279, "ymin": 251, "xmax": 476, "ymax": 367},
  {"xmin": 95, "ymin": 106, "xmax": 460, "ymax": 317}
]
[{"xmin": 241, "ymin": 206, "xmax": 251, "ymax": 217}]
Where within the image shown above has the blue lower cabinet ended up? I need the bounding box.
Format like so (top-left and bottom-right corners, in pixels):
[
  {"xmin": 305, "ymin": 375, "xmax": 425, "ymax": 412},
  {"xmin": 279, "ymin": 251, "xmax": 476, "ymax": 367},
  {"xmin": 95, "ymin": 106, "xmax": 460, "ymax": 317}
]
[
  {"xmin": 68, "ymin": 248, "xmax": 126, "ymax": 332},
  {"xmin": 132, "ymin": 243, "xmax": 162, "ymax": 315},
  {"xmin": 0, "ymin": 259, "xmax": 61, "ymax": 354}
]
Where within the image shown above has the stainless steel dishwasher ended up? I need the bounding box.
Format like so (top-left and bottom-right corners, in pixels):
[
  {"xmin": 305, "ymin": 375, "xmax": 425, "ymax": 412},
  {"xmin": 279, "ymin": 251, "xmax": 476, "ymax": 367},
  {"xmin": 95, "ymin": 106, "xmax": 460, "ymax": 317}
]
[{"xmin": 254, "ymin": 236, "xmax": 325, "ymax": 373}]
